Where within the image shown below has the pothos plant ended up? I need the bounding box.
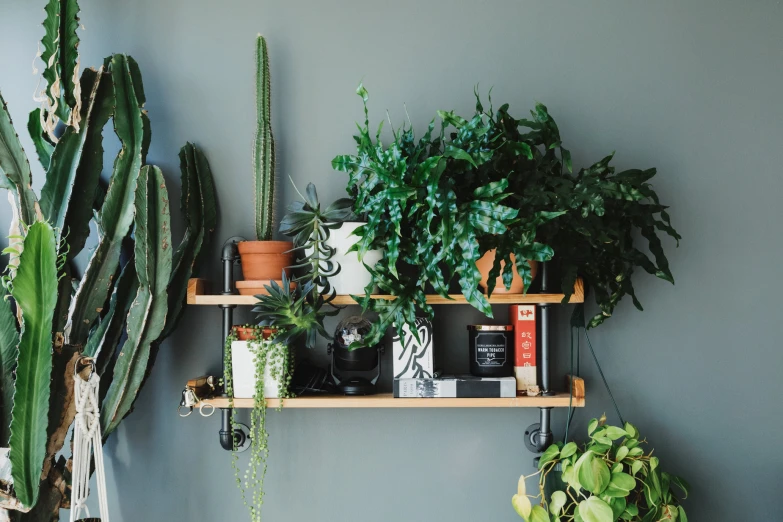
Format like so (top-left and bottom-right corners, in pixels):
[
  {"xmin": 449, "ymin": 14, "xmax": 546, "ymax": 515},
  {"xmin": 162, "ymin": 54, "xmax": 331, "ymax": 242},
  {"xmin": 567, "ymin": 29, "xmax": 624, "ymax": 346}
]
[
  {"xmin": 253, "ymin": 182, "xmax": 354, "ymax": 348},
  {"xmin": 224, "ymin": 325, "xmax": 293, "ymax": 522},
  {"xmin": 513, "ymin": 416, "xmax": 689, "ymax": 522},
  {"xmin": 333, "ymin": 85, "xmax": 679, "ymax": 343}
]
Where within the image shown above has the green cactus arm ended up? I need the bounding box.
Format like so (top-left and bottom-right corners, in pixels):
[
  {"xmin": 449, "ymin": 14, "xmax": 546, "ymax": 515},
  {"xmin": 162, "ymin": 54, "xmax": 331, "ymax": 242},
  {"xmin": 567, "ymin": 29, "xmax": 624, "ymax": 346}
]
[
  {"xmin": 84, "ymin": 261, "xmax": 136, "ymax": 361},
  {"xmin": 39, "ymin": 0, "xmax": 81, "ymax": 122},
  {"xmin": 101, "ymin": 165, "xmax": 171, "ymax": 435},
  {"xmin": 40, "ymin": 67, "xmax": 111, "ymax": 240},
  {"xmin": 253, "ymin": 35, "xmax": 275, "ymax": 241},
  {"xmin": 8, "ymin": 221, "xmax": 59, "ymax": 509},
  {"xmin": 61, "ymin": 66, "xmax": 112, "ymax": 261},
  {"xmin": 160, "ymin": 143, "xmax": 216, "ymax": 339},
  {"xmin": 0, "ymin": 92, "xmax": 39, "ymax": 226},
  {"xmin": 87, "ymin": 260, "xmax": 138, "ymax": 403},
  {"xmin": 27, "ymin": 109, "xmax": 54, "ymax": 171},
  {"xmin": 65, "ymin": 55, "xmax": 147, "ymax": 345},
  {"xmin": 0, "ymin": 288, "xmax": 20, "ymax": 448}
]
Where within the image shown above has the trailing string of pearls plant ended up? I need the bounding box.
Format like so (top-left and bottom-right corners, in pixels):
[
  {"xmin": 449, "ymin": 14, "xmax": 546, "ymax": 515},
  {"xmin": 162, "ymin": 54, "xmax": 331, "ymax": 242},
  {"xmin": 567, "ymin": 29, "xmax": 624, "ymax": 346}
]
[{"xmin": 224, "ymin": 326, "xmax": 294, "ymax": 522}]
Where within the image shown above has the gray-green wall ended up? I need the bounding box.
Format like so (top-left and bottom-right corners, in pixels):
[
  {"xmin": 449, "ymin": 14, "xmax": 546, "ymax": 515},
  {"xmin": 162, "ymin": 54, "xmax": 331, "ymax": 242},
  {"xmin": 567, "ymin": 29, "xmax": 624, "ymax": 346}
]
[{"xmin": 2, "ymin": 1, "xmax": 782, "ymax": 520}]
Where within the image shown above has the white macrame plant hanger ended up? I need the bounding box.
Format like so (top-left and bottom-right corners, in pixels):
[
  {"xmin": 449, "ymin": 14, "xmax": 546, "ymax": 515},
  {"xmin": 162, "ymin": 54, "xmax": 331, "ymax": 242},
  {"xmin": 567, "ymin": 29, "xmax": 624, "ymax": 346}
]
[{"xmin": 70, "ymin": 360, "xmax": 110, "ymax": 522}]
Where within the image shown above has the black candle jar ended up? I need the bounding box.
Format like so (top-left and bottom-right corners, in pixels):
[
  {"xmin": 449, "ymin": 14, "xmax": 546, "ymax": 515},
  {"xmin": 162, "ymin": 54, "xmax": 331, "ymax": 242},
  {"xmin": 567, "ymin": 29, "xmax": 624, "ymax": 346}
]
[{"xmin": 467, "ymin": 325, "xmax": 513, "ymax": 377}]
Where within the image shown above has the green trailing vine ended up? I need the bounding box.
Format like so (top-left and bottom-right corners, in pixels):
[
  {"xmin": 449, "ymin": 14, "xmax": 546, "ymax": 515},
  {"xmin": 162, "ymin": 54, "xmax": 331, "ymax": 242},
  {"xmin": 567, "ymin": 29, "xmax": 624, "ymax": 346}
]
[
  {"xmin": 513, "ymin": 415, "xmax": 689, "ymax": 522},
  {"xmin": 225, "ymin": 325, "xmax": 294, "ymax": 522}
]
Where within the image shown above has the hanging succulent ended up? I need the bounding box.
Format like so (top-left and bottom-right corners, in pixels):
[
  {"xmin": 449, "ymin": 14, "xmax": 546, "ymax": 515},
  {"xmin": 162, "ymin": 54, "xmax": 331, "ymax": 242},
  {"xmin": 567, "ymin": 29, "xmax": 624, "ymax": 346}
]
[{"xmin": 224, "ymin": 326, "xmax": 293, "ymax": 522}]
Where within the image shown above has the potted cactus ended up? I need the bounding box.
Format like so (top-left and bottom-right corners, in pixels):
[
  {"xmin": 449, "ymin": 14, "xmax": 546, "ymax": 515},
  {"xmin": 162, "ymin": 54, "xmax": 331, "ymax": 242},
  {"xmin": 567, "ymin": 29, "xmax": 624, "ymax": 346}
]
[
  {"xmin": 236, "ymin": 35, "xmax": 294, "ymax": 295},
  {"xmin": 0, "ymin": 3, "xmax": 217, "ymax": 520}
]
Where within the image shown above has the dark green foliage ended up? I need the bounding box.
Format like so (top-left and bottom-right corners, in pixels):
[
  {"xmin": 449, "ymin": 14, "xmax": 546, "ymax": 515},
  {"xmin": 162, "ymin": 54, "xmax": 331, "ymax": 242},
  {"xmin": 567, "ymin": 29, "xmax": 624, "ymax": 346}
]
[{"xmin": 333, "ymin": 86, "xmax": 679, "ymax": 342}]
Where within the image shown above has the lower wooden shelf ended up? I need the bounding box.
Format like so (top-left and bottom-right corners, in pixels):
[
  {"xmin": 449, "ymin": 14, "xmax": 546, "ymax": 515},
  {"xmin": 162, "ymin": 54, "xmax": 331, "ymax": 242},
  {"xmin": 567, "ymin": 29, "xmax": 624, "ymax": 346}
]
[{"xmin": 199, "ymin": 388, "xmax": 584, "ymax": 409}]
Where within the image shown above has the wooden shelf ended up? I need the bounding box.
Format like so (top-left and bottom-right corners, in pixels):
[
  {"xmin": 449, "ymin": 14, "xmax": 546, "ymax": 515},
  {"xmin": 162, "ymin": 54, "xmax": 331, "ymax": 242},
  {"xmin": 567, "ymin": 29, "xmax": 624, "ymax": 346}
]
[
  {"xmin": 200, "ymin": 392, "xmax": 584, "ymax": 409},
  {"xmin": 195, "ymin": 376, "xmax": 584, "ymax": 409},
  {"xmin": 187, "ymin": 278, "xmax": 584, "ymax": 306}
]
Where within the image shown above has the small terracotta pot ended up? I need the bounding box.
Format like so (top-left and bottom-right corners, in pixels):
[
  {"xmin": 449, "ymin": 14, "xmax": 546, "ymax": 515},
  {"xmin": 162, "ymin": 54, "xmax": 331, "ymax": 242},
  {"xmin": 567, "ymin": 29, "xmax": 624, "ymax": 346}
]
[
  {"xmin": 475, "ymin": 250, "xmax": 538, "ymax": 294},
  {"xmin": 237, "ymin": 241, "xmax": 294, "ymax": 281},
  {"xmin": 233, "ymin": 326, "xmax": 257, "ymax": 341},
  {"xmin": 236, "ymin": 280, "xmax": 297, "ymax": 296},
  {"xmin": 233, "ymin": 326, "xmax": 276, "ymax": 341}
]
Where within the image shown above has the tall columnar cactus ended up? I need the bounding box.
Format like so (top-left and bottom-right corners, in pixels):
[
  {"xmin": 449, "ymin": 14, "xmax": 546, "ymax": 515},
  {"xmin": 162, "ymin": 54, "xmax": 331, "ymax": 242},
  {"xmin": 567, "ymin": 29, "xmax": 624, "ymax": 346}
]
[
  {"xmin": 0, "ymin": 3, "xmax": 218, "ymax": 520},
  {"xmin": 253, "ymin": 35, "xmax": 276, "ymax": 241}
]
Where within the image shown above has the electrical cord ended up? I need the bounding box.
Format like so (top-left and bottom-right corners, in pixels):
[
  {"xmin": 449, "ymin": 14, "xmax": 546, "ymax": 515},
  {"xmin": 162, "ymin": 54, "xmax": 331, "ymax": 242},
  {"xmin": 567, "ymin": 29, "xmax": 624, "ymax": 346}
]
[{"xmin": 563, "ymin": 304, "xmax": 625, "ymax": 443}]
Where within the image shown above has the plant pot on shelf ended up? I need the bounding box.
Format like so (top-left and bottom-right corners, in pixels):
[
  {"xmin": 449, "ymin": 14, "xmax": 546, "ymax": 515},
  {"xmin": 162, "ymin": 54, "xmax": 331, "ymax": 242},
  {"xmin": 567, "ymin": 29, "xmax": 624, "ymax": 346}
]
[
  {"xmin": 231, "ymin": 328, "xmax": 287, "ymax": 399},
  {"xmin": 237, "ymin": 240, "xmax": 294, "ymax": 281},
  {"xmin": 327, "ymin": 222, "xmax": 382, "ymax": 294},
  {"xmin": 475, "ymin": 249, "xmax": 538, "ymax": 294}
]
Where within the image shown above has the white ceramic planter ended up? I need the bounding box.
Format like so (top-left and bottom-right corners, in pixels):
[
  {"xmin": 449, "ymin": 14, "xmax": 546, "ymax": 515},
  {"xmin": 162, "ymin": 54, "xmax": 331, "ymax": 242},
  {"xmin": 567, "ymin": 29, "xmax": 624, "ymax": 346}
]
[
  {"xmin": 328, "ymin": 222, "xmax": 382, "ymax": 294},
  {"xmin": 230, "ymin": 340, "xmax": 283, "ymax": 399}
]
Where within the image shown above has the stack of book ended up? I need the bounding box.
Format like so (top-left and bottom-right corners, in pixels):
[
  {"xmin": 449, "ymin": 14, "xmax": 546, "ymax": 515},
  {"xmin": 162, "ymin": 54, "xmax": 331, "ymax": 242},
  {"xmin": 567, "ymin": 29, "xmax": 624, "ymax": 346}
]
[{"xmin": 393, "ymin": 375, "xmax": 516, "ymax": 398}]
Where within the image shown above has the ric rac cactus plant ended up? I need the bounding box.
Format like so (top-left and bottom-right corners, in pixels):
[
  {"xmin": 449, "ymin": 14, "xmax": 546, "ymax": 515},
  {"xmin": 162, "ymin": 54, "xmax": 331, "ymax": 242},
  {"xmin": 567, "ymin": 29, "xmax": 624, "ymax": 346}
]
[
  {"xmin": 0, "ymin": 2, "xmax": 218, "ymax": 520},
  {"xmin": 254, "ymin": 34, "xmax": 276, "ymax": 241}
]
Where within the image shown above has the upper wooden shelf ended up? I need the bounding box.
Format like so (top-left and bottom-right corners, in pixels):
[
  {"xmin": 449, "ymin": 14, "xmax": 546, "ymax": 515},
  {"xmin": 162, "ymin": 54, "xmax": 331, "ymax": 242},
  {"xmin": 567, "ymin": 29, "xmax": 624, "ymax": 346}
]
[{"xmin": 187, "ymin": 278, "xmax": 584, "ymax": 306}]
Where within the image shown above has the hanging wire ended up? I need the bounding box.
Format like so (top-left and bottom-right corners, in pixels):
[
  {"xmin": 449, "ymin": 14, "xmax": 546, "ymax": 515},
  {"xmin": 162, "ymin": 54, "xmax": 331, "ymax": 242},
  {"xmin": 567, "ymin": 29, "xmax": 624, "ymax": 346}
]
[
  {"xmin": 584, "ymin": 327, "xmax": 625, "ymax": 426},
  {"xmin": 563, "ymin": 326, "xmax": 575, "ymax": 443},
  {"xmin": 563, "ymin": 304, "xmax": 625, "ymax": 442}
]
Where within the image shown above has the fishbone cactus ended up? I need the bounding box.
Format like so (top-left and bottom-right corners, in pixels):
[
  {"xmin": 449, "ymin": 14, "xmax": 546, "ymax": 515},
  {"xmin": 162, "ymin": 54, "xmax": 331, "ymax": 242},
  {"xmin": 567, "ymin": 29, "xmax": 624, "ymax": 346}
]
[{"xmin": 0, "ymin": 2, "xmax": 218, "ymax": 520}]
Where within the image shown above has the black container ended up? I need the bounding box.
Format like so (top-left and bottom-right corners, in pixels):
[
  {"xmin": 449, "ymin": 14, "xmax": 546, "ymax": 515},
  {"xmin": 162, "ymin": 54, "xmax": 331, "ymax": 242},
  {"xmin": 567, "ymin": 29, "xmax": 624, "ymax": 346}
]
[{"xmin": 467, "ymin": 325, "xmax": 513, "ymax": 377}]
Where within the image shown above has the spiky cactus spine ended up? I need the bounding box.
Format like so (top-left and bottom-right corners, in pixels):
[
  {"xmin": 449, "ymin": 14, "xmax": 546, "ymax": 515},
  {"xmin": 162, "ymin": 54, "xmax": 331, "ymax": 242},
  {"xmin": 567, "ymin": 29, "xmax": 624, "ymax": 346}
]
[{"xmin": 253, "ymin": 34, "xmax": 276, "ymax": 241}]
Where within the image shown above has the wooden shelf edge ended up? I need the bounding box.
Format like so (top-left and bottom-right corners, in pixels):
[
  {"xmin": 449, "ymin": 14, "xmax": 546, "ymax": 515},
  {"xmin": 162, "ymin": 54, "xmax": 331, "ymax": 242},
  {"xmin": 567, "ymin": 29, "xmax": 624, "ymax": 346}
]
[
  {"xmin": 187, "ymin": 278, "xmax": 585, "ymax": 306},
  {"xmin": 194, "ymin": 376, "xmax": 585, "ymax": 409}
]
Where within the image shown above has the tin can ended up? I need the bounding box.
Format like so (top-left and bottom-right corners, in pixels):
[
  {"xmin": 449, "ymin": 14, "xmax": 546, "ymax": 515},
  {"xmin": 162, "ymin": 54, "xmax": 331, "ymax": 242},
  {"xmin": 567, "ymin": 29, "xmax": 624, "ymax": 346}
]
[{"xmin": 467, "ymin": 325, "xmax": 513, "ymax": 377}]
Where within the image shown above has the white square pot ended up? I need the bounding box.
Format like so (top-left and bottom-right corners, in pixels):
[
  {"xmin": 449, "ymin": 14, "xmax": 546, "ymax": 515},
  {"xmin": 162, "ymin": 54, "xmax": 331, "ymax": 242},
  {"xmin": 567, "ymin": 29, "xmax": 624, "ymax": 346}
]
[{"xmin": 230, "ymin": 340, "xmax": 283, "ymax": 399}]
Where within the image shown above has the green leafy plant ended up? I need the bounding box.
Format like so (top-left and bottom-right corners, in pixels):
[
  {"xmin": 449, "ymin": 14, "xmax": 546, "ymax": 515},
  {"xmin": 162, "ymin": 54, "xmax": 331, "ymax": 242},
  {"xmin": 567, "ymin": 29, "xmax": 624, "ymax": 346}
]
[
  {"xmin": 513, "ymin": 416, "xmax": 689, "ymax": 522},
  {"xmin": 224, "ymin": 325, "xmax": 294, "ymax": 522},
  {"xmin": 253, "ymin": 34, "xmax": 276, "ymax": 241},
  {"xmin": 253, "ymin": 183, "xmax": 353, "ymax": 348},
  {"xmin": 0, "ymin": 2, "xmax": 217, "ymax": 519},
  {"xmin": 333, "ymin": 85, "xmax": 679, "ymax": 343},
  {"xmin": 332, "ymin": 85, "xmax": 557, "ymax": 347}
]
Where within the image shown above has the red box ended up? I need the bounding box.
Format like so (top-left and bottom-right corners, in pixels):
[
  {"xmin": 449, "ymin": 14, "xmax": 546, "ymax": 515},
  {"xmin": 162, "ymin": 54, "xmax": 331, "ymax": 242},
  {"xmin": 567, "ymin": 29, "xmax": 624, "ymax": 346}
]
[{"xmin": 510, "ymin": 305, "xmax": 538, "ymax": 395}]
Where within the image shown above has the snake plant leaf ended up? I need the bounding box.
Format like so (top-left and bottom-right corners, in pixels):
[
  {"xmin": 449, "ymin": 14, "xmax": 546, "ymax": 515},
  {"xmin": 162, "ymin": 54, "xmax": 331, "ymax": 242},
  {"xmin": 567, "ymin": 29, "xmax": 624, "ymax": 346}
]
[
  {"xmin": 0, "ymin": 288, "xmax": 19, "ymax": 447},
  {"xmin": 66, "ymin": 54, "xmax": 147, "ymax": 345},
  {"xmin": 8, "ymin": 221, "xmax": 59, "ymax": 509},
  {"xmin": 27, "ymin": 109, "xmax": 54, "ymax": 171},
  {"xmin": 40, "ymin": 0, "xmax": 81, "ymax": 120},
  {"xmin": 0, "ymin": 91, "xmax": 39, "ymax": 226},
  {"xmin": 101, "ymin": 165, "xmax": 171, "ymax": 435},
  {"xmin": 40, "ymin": 67, "xmax": 110, "ymax": 240}
]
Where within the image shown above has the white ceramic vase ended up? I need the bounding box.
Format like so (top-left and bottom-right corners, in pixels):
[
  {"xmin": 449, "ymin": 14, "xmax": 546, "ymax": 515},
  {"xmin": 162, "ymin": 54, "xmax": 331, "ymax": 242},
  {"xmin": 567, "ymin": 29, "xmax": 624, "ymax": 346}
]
[
  {"xmin": 230, "ymin": 340, "xmax": 283, "ymax": 399},
  {"xmin": 328, "ymin": 221, "xmax": 382, "ymax": 294}
]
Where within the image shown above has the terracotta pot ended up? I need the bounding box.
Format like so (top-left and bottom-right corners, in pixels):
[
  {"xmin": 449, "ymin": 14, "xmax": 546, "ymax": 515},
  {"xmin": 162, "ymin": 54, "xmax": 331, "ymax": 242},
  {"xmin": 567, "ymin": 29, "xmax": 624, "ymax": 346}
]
[
  {"xmin": 475, "ymin": 250, "xmax": 538, "ymax": 294},
  {"xmin": 232, "ymin": 326, "xmax": 276, "ymax": 341},
  {"xmin": 236, "ymin": 280, "xmax": 297, "ymax": 296},
  {"xmin": 237, "ymin": 241, "xmax": 294, "ymax": 281}
]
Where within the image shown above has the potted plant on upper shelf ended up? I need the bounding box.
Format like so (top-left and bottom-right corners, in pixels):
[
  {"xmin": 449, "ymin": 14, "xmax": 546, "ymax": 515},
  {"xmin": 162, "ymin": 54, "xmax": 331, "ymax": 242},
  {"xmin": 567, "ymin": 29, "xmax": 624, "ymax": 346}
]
[
  {"xmin": 236, "ymin": 35, "xmax": 294, "ymax": 295},
  {"xmin": 332, "ymin": 85, "xmax": 679, "ymax": 345},
  {"xmin": 513, "ymin": 415, "xmax": 690, "ymax": 522}
]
